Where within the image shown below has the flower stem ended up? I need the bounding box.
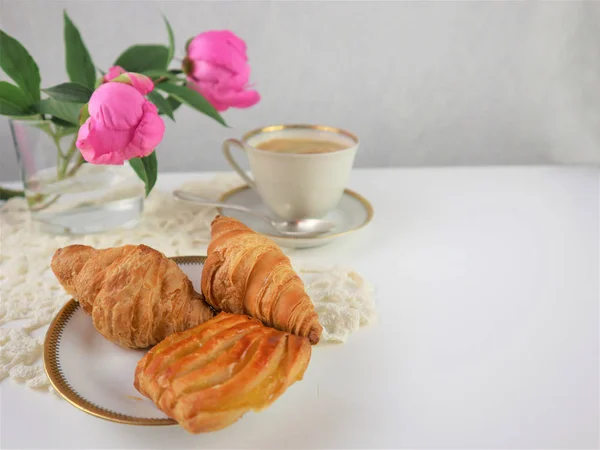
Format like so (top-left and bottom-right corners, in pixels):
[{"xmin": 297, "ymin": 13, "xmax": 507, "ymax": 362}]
[
  {"xmin": 66, "ymin": 153, "xmax": 85, "ymax": 177},
  {"xmin": 27, "ymin": 129, "xmax": 83, "ymax": 212},
  {"xmin": 57, "ymin": 134, "xmax": 79, "ymax": 180}
]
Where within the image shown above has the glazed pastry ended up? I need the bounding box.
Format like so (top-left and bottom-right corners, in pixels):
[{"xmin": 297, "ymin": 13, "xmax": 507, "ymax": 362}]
[
  {"xmin": 134, "ymin": 312, "xmax": 311, "ymax": 433},
  {"xmin": 51, "ymin": 244, "xmax": 215, "ymax": 349},
  {"xmin": 201, "ymin": 216, "xmax": 323, "ymax": 344}
]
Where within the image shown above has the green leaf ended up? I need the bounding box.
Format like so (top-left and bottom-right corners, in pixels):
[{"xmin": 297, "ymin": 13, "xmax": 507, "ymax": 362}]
[
  {"xmin": 42, "ymin": 82, "xmax": 93, "ymax": 103},
  {"xmin": 50, "ymin": 117, "xmax": 79, "ymax": 137},
  {"xmin": 129, "ymin": 151, "xmax": 158, "ymax": 196},
  {"xmin": 147, "ymin": 90, "xmax": 174, "ymax": 120},
  {"xmin": 141, "ymin": 69, "xmax": 180, "ymax": 82},
  {"xmin": 163, "ymin": 15, "xmax": 175, "ymax": 63},
  {"xmin": 39, "ymin": 98, "xmax": 83, "ymax": 125},
  {"xmin": 0, "ymin": 100, "xmax": 25, "ymax": 115},
  {"xmin": 156, "ymin": 82, "xmax": 226, "ymax": 126},
  {"xmin": 64, "ymin": 11, "xmax": 96, "ymax": 89},
  {"xmin": 0, "ymin": 82, "xmax": 32, "ymax": 109},
  {"xmin": 0, "ymin": 187, "xmax": 25, "ymax": 200},
  {"xmin": 0, "ymin": 81, "xmax": 33, "ymax": 115},
  {"xmin": 167, "ymin": 95, "xmax": 182, "ymax": 113},
  {"xmin": 114, "ymin": 45, "xmax": 169, "ymax": 73},
  {"xmin": 0, "ymin": 30, "xmax": 41, "ymax": 104},
  {"xmin": 50, "ymin": 116, "xmax": 76, "ymax": 128}
]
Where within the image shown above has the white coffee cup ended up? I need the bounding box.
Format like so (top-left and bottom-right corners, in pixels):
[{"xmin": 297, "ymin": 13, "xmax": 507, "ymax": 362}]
[{"xmin": 223, "ymin": 124, "xmax": 359, "ymax": 220}]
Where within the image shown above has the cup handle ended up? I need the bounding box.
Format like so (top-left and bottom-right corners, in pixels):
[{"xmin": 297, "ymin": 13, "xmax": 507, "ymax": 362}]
[{"xmin": 222, "ymin": 138, "xmax": 256, "ymax": 190}]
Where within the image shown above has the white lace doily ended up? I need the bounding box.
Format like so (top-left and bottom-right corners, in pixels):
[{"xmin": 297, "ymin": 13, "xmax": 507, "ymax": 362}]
[{"xmin": 0, "ymin": 173, "xmax": 376, "ymax": 394}]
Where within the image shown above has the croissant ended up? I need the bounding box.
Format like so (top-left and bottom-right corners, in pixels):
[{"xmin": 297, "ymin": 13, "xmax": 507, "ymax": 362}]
[
  {"xmin": 201, "ymin": 216, "xmax": 323, "ymax": 344},
  {"xmin": 134, "ymin": 312, "xmax": 311, "ymax": 433},
  {"xmin": 51, "ymin": 244, "xmax": 215, "ymax": 349}
]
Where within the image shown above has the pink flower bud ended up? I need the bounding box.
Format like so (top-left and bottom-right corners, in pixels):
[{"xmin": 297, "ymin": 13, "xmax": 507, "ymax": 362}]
[
  {"xmin": 184, "ymin": 30, "xmax": 260, "ymax": 112},
  {"xmin": 102, "ymin": 66, "xmax": 154, "ymax": 95},
  {"xmin": 102, "ymin": 66, "xmax": 126, "ymax": 83}
]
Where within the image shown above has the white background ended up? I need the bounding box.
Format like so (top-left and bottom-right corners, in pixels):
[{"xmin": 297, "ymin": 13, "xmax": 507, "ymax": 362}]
[
  {"xmin": 1, "ymin": 1, "xmax": 600, "ymax": 181},
  {"xmin": 1, "ymin": 167, "xmax": 599, "ymax": 448}
]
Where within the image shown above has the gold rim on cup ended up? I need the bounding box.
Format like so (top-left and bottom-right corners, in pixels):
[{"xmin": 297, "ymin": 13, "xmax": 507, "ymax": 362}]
[
  {"xmin": 43, "ymin": 256, "xmax": 206, "ymax": 426},
  {"xmin": 241, "ymin": 123, "xmax": 360, "ymax": 147}
]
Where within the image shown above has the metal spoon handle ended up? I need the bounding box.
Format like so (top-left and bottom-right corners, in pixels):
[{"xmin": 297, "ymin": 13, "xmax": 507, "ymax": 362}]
[{"xmin": 173, "ymin": 190, "xmax": 274, "ymax": 225}]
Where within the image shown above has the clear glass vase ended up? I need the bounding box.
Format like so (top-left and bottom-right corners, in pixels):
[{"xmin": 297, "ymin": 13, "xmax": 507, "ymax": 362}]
[{"xmin": 10, "ymin": 118, "xmax": 145, "ymax": 235}]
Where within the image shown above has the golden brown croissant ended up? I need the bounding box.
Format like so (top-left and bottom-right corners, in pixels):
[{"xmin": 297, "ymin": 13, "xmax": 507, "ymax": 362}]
[
  {"xmin": 134, "ymin": 312, "xmax": 311, "ymax": 433},
  {"xmin": 51, "ymin": 244, "xmax": 215, "ymax": 349},
  {"xmin": 201, "ymin": 216, "xmax": 323, "ymax": 344}
]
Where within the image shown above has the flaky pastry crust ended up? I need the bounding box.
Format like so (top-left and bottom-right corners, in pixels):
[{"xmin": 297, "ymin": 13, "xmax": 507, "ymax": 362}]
[
  {"xmin": 51, "ymin": 244, "xmax": 214, "ymax": 348},
  {"xmin": 201, "ymin": 216, "xmax": 323, "ymax": 344}
]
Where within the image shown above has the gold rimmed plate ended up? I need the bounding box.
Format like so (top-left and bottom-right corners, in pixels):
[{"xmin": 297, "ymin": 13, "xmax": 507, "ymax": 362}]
[
  {"xmin": 218, "ymin": 186, "xmax": 373, "ymax": 249},
  {"xmin": 43, "ymin": 256, "xmax": 206, "ymax": 426}
]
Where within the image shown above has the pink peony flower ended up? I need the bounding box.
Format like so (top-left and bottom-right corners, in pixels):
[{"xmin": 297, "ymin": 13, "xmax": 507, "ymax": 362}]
[
  {"xmin": 184, "ymin": 30, "xmax": 260, "ymax": 111},
  {"xmin": 76, "ymin": 82, "xmax": 165, "ymax": 165},
  {"xmin": 102, "ymin": 66, "xmax": 154, "ymax": 95},
  {"xmin": 102, "ymin": 66, "xmax": 126, "ymax": 83}
]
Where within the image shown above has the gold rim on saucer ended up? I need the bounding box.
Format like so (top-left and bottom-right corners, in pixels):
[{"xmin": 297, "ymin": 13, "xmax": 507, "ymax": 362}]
[
  {"xmin": 43, "ymin": 256, "xmax": 205, "ymax": 426},
  {"xmin": 217, "ymin": 185, "xmax": 374, "ymax": 241}
]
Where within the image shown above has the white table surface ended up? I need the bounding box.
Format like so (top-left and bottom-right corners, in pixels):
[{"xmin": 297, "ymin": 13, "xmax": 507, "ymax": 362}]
[{"xmin": 1, "ymin": 166, "xmax": 599, "ymax": 449}]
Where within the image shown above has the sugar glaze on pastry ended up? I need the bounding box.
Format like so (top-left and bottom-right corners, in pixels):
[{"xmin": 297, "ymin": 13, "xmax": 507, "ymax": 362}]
[{"xmin": 134, "ymin": 312, "xmax": 311, "ymax": 433}]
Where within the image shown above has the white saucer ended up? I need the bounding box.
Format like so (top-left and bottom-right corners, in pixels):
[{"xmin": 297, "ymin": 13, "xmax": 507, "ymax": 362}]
[{"xmin": 217, "ymin": 186, "xmax": 373, "ymax": 249}]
